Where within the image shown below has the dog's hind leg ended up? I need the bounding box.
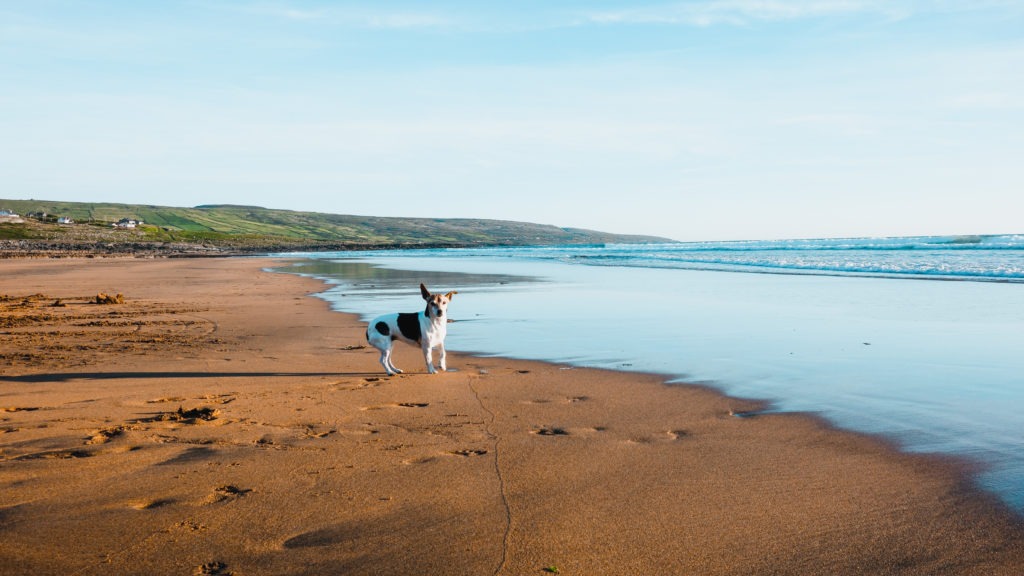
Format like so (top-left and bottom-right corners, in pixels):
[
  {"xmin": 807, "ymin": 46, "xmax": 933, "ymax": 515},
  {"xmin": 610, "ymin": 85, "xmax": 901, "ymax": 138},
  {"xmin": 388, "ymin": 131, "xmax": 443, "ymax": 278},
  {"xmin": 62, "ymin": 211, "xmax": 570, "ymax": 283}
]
[
  {"xmin": 382, "ymin": 347, "xmax": 403, "ymax": 375},
  {"xmin": 368, "ymin": 327, "xmax": 401, "ymax": 376},
  {"xmin": 369, "ymin": 339, "xmax": 400, "ymax": 376}
]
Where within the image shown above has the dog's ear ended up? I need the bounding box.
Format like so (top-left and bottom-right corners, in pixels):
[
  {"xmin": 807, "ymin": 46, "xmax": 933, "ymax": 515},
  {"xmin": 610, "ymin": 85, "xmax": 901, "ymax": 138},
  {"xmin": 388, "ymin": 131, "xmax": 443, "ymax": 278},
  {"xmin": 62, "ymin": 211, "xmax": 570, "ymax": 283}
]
[
  {"xmin": 420, "ymin": 283, "xmax": 431, "ymax": 300},
  {"xmin": 444, "ymin": 291, "xmax": 458, "ymax": 300}
]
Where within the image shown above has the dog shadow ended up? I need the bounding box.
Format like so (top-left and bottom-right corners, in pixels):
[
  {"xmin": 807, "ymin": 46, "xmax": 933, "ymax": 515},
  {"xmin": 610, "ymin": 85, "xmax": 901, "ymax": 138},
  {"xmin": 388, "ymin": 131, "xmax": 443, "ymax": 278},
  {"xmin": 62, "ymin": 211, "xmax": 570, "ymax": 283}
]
[{"xmin": 0, "ymin": 371, "xmax": 381, "ymax": 383}]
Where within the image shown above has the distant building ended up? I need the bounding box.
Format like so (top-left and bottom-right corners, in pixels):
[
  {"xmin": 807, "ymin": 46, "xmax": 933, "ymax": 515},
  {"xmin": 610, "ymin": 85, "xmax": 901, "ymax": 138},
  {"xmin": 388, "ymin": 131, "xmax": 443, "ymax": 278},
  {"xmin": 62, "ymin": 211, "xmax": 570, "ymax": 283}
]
[
  {"xmin": 58, "ymin": 217, "xmax": 74, "ymax": 225},
  {"xmin": 112, "ymin": 218, "xmax": 143, "ymax": 229},
  {"xmin": 0, "ymin": 209, "xmax": 24, "ymax": 223}
]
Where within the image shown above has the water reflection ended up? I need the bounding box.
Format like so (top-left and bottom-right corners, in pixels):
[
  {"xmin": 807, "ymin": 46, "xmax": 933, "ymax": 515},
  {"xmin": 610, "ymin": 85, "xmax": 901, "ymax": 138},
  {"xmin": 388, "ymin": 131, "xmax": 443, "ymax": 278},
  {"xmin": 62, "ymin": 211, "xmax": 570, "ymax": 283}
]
[{"xmin": 287, "ymin": 259, "xmax": 539, "ymax": 294}]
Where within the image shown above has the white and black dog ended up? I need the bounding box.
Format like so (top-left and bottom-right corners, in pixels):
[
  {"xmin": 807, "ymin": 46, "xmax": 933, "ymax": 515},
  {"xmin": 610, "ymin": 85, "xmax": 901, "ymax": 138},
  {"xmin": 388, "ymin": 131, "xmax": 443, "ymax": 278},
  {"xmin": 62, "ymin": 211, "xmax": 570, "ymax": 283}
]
[{"xmin": 366, "ymin": 284, "xmax": 457, "ymax": 375}]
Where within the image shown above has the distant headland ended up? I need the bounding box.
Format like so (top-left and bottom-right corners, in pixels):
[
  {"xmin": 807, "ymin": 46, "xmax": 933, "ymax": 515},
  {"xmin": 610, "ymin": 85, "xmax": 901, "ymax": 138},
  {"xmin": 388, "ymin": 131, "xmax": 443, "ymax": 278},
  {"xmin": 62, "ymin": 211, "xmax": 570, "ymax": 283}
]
[{"xmin": 0, "ymin": 199, "xmax": 673, "ymax": 258}]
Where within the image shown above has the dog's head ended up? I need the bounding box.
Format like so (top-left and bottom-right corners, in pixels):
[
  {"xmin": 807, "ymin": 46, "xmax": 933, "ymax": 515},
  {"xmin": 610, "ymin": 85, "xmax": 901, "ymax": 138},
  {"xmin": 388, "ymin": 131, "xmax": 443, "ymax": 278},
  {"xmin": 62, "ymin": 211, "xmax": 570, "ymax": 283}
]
[{"xmin": 421, "ymin": 283, "xmax": 457, "ymax": 319}]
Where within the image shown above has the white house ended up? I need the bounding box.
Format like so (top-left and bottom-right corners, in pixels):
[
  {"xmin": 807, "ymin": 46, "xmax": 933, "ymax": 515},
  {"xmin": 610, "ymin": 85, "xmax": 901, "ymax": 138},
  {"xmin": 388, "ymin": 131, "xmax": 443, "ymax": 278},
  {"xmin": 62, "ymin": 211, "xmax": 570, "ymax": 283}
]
[
  {"xmin": 0, "ymin": 209, "xmax": 24, "ymax": 223},
  {"xmin": 58, "ymin": 217, "xmax": 74, "ymax": 225},
  {"xmin": 112, "ymin": 218, "xmax": 143, "ymax": 229}
]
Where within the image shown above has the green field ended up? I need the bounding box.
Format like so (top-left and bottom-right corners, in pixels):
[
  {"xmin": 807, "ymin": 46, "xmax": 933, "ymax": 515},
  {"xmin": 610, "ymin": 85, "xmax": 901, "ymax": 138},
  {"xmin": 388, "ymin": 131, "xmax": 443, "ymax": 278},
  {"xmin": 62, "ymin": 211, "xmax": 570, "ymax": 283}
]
[{"xmin": 0, "ymin": 199, "xmax": 671, "ymax": 249}]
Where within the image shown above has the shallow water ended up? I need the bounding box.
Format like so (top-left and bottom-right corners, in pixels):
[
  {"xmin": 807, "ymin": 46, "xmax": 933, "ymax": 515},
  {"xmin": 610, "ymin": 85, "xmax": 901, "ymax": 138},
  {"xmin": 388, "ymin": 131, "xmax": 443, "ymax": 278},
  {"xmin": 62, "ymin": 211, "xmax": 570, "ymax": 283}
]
[{"xmin": 279, "ymin": 247, "xmax": 1024, "ymax": 513}]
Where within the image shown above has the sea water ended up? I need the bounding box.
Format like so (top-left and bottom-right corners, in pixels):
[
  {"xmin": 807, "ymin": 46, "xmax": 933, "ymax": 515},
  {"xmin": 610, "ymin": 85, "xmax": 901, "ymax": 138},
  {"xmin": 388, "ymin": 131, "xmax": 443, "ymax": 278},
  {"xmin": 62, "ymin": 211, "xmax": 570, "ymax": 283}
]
[{"xmin": 277, "ymin": 234, "xmax": 1024, "ymax": 512}]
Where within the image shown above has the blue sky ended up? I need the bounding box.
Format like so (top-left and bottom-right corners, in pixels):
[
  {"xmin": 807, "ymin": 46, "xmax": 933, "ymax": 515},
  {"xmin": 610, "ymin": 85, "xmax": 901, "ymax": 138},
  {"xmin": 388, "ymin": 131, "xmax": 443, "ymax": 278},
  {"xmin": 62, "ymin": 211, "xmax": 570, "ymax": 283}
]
[{"xmin": 2, "ymin": 1, "xmax": 1022, "ymax": 240}]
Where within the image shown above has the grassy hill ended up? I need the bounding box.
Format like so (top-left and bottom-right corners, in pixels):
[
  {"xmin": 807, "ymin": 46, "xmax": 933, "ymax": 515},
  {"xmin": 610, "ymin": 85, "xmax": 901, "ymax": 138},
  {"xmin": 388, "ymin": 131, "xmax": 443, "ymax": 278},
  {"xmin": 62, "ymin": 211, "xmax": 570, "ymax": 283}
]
[{"xmin": 0, "ymin": 199, "xmax": 671, "ymax": 255}]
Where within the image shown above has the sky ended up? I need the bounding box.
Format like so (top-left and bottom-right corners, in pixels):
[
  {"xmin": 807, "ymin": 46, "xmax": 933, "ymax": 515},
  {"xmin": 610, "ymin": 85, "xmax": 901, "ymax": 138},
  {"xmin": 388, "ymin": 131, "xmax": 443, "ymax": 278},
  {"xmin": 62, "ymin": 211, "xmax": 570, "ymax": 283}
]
[{"xmin": 2, "ymin": 1, "xmax": 1023, "ymax": 241}]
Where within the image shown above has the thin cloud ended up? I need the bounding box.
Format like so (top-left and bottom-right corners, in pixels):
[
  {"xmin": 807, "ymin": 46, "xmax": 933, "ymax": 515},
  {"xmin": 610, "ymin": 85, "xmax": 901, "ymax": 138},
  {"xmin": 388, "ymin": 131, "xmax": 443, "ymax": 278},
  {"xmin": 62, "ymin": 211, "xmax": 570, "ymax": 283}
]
[
  {"xmin": 585, "ymin": 1, "xmax": 928, "ymax": 26},
  {"xmin": 205, "ymin": 1, "xmax": 451, "ymax": 29},
  {"xmin": 945, "ymin": 91, "xmax": 1021, "ymax": 110},
  {"xmin": 362, "ymin": 12, "xmax": 450, "ymax": 30}
]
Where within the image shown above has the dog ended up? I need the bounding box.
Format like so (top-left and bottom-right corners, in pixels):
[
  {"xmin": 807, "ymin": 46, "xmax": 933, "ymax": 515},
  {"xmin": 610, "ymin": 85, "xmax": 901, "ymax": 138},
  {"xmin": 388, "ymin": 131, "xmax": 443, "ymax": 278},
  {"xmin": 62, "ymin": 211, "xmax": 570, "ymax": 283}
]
[{"xmin": 366, "ymin": 283, "xmax": 457, "ymax": 375}]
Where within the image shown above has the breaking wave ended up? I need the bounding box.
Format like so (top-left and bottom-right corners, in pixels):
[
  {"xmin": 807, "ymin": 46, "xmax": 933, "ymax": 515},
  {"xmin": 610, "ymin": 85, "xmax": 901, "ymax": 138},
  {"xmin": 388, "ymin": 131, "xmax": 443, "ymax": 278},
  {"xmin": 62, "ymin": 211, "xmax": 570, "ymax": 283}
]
[{"xmin": 435, "ymin": 234, "xmax": 1024, "ymax": 282}]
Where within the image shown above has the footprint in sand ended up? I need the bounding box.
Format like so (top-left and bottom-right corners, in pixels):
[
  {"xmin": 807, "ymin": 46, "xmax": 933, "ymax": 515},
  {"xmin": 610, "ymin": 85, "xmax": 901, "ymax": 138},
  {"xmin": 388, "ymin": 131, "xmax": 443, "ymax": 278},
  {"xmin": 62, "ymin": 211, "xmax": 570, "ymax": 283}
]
[
  {"xmin": 147, "ymin": 397, "xmax": 186, "ymax": 404},
  {"xmin": 402, "ymin": 456, "xmax": 438, "ymax": 465},
  {"xmin": 86, "ymin": 424, "xmax": 137, "ymax": 445},
  {"xmin": 94, "ymin": 445, "xmax": 141, "ymax": 456},
  {"xmin": 139, "ymin": 406, "xmax": 220, "ymax": 424},
  {"xmin": 523, "ymin": 396, "xmax": 588, "ymax": 405},
  {"xmin": 194, "ymin": 561, "xmax": 232, "ymax": 575},
  {"xmin": 531, "ymin": 426, "xmax": 570, "ymax": 437},
  {"xmin": 626, "ymin": 430, "xmax": 691, "ymax": 444},
  {"xmin": 332, "ymin": 377, "xmax": 383, "ymax": 391},
  {"xmin": 206, "ymin": 485, "xmax": 252, "ymax": 505},
  {"xmin": 301, "ymin": 426, "xmax": 337, "ymax": 439},
  {"xmin": 361, "ymin": 402, "xmax": 430, "ymax": 411},
  {"xmin": 448, "ymin": 448, "xmax": 489, "ymax": 457},
  {"xmin": 198, "ymin": 394, "xmax": 236, "ymax": 405},
  {"xmin": 15, "ymin": 449, "xmax": 93, "ymax": 461},
  {"xmin": 131, "ymin": 498, "xmax": 176, "ymax": 510},
  {"xmin": 172, "ymin": 519, "xmax": 207, "ymax": 533},
  {"xmin": 345, "ymin": 427, "xmax": 380, "ymax": 437}
]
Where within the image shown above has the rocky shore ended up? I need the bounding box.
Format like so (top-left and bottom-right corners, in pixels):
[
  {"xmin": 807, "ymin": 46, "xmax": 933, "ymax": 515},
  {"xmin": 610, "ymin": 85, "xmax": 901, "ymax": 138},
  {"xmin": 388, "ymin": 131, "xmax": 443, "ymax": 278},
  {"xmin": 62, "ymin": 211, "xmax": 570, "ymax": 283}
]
[
  {"xmin": 0, "ymin": 239, "xmax": 224, "ymax": 258},
  {"xmin": 0, "ymin": 239, "xmax": 542, "ymax": 258}
]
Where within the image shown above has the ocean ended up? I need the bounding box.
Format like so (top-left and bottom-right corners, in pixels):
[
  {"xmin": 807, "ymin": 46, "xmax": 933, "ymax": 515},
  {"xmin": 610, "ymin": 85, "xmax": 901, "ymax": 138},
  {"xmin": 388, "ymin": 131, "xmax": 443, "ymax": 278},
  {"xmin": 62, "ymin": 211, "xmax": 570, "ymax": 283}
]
[{"xmin": 276, "ymin": 234, "xmax": 1024, "ymax": 512}]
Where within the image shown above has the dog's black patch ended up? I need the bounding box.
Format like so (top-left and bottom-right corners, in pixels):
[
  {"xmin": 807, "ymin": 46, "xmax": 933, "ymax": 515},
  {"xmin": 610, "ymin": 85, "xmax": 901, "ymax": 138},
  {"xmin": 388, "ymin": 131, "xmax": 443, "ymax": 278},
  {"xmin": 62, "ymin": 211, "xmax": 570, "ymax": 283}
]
[
  {"xmin": 374, "ymin": 321, "xmax": 390, "ymax": 337},
  {"xmin": 397, "ymin": 313, "xmax": 422, "ymax": 343}
]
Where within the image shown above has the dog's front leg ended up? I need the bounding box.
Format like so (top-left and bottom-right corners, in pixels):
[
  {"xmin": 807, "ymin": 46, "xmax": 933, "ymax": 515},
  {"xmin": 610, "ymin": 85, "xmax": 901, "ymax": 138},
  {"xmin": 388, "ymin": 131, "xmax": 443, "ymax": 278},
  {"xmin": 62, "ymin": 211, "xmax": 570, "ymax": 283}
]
[
  {"xmin": 437, "ymin": 343, "xmax": 447, "ymax": 372},
  {"xmin": 422, "ymin": 344, "xmax": 437, "ymax": 374}
]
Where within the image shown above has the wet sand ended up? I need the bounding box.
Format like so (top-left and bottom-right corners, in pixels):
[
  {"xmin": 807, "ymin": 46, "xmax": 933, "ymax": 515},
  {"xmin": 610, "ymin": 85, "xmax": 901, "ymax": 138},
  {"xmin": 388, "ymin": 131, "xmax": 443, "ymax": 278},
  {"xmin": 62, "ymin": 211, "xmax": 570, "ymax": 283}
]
[{"xmin": 1, "ymin": 257, "xmax": 1022, "ymax": 575}]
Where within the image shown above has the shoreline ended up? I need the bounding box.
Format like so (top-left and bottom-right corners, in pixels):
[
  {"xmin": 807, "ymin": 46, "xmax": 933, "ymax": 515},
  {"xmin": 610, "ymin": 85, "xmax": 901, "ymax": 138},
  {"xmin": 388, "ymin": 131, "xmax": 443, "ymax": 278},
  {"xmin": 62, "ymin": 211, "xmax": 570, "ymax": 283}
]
[
  {"xmin": 0, "ymin": 239, "xmax": 622, "ymax": 260},
  {"xmin": 2, "ymin": 257, "xmax": 1023, "ymax": 575}
]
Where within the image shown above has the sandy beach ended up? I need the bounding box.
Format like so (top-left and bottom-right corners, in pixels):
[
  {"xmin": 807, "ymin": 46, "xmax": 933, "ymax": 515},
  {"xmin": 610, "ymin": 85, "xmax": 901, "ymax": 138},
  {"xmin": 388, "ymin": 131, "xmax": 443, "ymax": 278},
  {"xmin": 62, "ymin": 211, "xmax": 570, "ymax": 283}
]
[{"xmin": 2, "ymin": 257, "xmax": 1023, "ymax": 575}]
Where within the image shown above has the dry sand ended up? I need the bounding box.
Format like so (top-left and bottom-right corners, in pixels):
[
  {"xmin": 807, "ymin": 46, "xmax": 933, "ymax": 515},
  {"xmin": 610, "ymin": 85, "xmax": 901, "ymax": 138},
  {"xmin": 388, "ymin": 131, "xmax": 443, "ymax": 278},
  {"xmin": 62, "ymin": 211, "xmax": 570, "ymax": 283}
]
[{"xmin": 1, "ymin": 257, "xmax": 1022, "ymax": 575}]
